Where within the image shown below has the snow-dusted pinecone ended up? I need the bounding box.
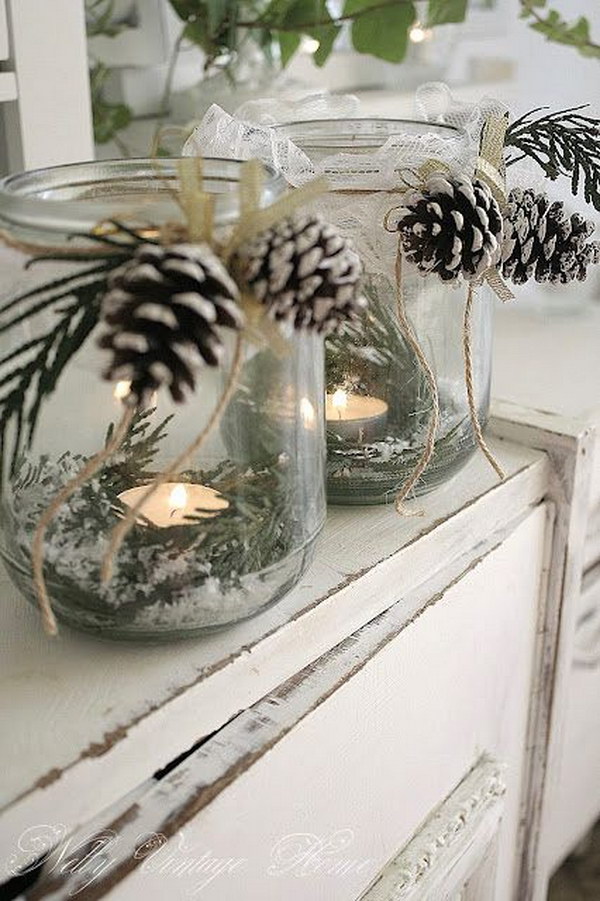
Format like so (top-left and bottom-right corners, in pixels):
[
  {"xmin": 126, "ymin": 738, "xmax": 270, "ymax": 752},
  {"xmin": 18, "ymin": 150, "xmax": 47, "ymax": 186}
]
[
  {"xmin": 238, "ymin": 214, "xmax": 365, "ymax": 335},
  {"xmin": 98, "ymin": 243, "xmax": 244, "ymax": 407},
  {"xmin": 501, "ymin": 188, "xmax": 600, "ymax": 285},
  {"xmin": 397, "ymin": 173, "xmax": 503, "ymax": 282}
]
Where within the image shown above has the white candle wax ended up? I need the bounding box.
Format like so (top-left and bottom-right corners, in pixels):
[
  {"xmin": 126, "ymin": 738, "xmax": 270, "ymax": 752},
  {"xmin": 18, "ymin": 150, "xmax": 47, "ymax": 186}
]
[
  {"xmin": 117, "ymin": 482, "xmax": 229, "ymax": 528},
  {"xmin": 325, "ymin": 390, "xmax": 388, "ymax": 442}
]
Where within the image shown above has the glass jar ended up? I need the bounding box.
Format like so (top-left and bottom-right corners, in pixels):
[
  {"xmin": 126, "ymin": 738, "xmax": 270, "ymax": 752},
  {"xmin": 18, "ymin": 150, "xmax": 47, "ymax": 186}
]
[
  {"xmin": 276, "ymin": 120, "xmax": 493, "ymax": 505},
  {"xmin": 0, "ymin": 159, "xmax": 326, "ymax": 639}
]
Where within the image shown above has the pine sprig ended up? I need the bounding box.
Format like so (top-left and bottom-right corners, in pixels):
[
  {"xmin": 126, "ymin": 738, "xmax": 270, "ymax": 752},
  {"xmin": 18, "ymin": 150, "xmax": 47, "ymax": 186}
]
[
  {"xmin": 101, "ymin": 408, "xmax": 175, "ymax": 492},
  {"xmin": 505, "ymin": 105, "xmax": 600, "ymax": 211},
  {"xmin": 0, "ymin": 291, "xmax": 102, "ymax": 474},
  {"xmin": 0, "ymin": 229, "xmax": 141, "ymax": 476}
]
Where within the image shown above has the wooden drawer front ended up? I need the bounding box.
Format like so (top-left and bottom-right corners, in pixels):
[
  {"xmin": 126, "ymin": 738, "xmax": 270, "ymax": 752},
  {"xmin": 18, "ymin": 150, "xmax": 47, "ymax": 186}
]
[
  {"xmin": 361, "ymin": 756, "xmax": 506, "ymax": 900},
  {"xmin": 549, "ymin": 569, "xmax": 600, "ymax": 868},
  {"xmin": 39, "ymin": 505, "xmax": 545, "ymax": 901}
]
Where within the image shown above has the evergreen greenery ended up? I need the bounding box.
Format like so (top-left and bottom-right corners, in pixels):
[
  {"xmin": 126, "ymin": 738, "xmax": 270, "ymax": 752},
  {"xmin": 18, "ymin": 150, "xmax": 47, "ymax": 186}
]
[
  {"xmin": 505, "ymin": 105, "xmax": 600, "ymax": 212},
  {"xmin": 7, "ymin": 410, "xmax": 302, "ymax": 625},
  {"xmin": 0, "ymin": 229, "xmax": 140, "ymax": 477}
]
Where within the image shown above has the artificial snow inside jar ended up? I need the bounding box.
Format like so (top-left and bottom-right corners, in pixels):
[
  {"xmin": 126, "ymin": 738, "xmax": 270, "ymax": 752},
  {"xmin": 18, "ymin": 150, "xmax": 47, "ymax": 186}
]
[
  {"xmin": 0, "ymin": 158, "xmax": 330, "ymax": 639},
  {"xmin": 275, "ymin": 119, "xmax": 495, "ymax": 505}
]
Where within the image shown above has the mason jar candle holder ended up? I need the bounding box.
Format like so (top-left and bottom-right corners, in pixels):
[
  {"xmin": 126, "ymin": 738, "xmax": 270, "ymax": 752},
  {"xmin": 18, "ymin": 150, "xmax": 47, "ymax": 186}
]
[
  {"xmin": 0, "ymin": 159, "xmax": 326, "ymax": 639},
  {"xmin": 275, "ymin": 119, "xmax": 494, "ymax": 505}
]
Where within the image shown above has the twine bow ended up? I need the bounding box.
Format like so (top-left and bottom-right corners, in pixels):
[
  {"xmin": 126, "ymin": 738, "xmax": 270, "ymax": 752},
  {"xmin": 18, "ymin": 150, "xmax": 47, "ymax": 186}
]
[{"xmin": 387, "ymin": 116, "xmax": 510, "ymax": 511}]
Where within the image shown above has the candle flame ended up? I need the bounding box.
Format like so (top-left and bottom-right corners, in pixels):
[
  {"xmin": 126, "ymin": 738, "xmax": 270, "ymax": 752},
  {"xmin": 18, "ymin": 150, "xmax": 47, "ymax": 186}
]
[
  {"xmin": 169, "ymin": 484, "xmax": 188, "ymax": 511},
  {"xmin": 113, "ymin": 380, "xmax": 131, "ymax": 401},
  {"xmin": 331, "ymin": 389, "xmax": 348, "ymax": 411}
]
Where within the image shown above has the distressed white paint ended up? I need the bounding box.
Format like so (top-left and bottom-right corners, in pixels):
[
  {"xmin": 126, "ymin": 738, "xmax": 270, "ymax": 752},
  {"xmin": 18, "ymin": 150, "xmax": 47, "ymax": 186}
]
[
  {"xmin": 0, "ymin": 0, "xmax": 8, "ymax": 60},
  {"xmin": 548, "ymin": 569, "xmax": 600, "ymax": 867},
  {"xmin": 360, "ymin": 757, "xmax": 506, "ymax": 900},
  {"xmin": 25, "ymin": 506, "xmax": 548, "ymax": 900},
  {"xmin": 490, "ymin": 400, "xmax": 594, "ymax": 898},
  {"xmin": 0, "ymin": 438, "xmax": 548, "ymax": 845},
  {"xmin": 0, "ymin": 72, "xmax": 16, "ymax": 103}
]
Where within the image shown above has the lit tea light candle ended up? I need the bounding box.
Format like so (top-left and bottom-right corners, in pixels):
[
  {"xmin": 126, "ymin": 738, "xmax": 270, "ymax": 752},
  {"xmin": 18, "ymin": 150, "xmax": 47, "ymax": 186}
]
[
  {"xmin": 117, "ymin": 482, "xmax": 229, "ymax": 528},
  {"xmin": 325, "ymin": 389, "xmax": 388, "ymax": 442}
]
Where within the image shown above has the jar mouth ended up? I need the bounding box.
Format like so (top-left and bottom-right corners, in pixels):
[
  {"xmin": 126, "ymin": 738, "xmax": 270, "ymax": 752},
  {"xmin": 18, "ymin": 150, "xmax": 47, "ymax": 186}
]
[
  {"xmin": 274, "ymin": 118, "xmax": 467, "ymax": 152},
  {"xmin": 0, "ymin": 157, "xmax": 285, "ymax": 243}
]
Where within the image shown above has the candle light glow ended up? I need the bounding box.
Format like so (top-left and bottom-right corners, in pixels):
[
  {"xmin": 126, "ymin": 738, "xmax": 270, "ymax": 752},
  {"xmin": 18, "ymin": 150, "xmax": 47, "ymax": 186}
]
[
  {"xmin": 325, "ymin": 389, "xmax": 389, "ymax": 442},
  {"xmin": 117, "ymin": 482, "xmax": 229, "ymax": 528}
]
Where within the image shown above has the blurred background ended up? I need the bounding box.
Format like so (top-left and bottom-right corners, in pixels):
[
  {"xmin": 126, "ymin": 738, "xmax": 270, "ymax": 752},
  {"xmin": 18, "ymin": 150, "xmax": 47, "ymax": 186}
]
[{"xmin": 0, "ymin": 0, "xmax": 597, "ymax": 312}]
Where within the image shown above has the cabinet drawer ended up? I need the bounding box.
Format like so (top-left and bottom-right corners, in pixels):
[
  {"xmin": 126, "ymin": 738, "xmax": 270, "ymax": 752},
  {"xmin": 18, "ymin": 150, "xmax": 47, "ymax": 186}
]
[{"xmin": 23, "ymin": 506, "xmax": 549, "ymax": 901}]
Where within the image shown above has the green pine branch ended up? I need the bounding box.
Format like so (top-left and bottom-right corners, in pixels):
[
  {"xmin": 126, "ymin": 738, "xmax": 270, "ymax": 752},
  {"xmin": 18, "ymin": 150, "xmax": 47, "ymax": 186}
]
[
  {"xmin": 0, "ymin": 230, "xmax": 139, "ymax": 478},
  {"xmin": 505, "ymin": 105, "xmax": 600, "ymax": 211}
]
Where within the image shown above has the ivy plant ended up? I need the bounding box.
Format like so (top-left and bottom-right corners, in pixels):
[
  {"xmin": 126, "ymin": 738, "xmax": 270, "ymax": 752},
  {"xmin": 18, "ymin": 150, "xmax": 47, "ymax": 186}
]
[
  {"xmin": 167, "ymin": 0, "xmax": 470, "ymax": 71},
  {"xmin": 520, "ymin": 0, "xmax": 600, "ymax": 60},
  {"xmin": 85, "ymin": 1, "xmax": 135, "ymax": 147}
]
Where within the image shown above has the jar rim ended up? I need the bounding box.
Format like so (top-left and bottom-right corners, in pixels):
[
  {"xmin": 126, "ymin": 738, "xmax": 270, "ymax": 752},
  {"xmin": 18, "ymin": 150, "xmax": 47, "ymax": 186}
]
[
  {"xmin": 0, "ymin": 157, "xmax": 285, "ymax": 243},
  {"xmin": 274, "ymin": 117, "xmax": 466, "ymax": 149}
]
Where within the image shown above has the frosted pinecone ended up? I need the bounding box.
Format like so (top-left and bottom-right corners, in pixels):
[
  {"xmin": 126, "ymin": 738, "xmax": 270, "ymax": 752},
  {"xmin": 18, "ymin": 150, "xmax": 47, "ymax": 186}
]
[
  {"xmin": 239, "ymin": 214, "xmax": 365, "ymax": 335},
  {"xmin": 98, "ymin": 243, "xmax": 244, "ymax": 407},
  {"xmin": 397, "ymin": 173, "xmax": 504, "ymax": 281},
  {"xmin": 501, "ymin": 188, "xmax": 600, "ymax": 285}
]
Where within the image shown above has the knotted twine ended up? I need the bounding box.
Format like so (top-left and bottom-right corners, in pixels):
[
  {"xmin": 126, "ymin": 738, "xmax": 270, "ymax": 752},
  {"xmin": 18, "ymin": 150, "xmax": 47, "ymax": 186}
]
[
  {"xmin": 11, "ymin": 158, "xmax": 327, "ymax": 634},
  {"xmin": 386, "ymin": 115, "xmax": 511, "ymax": 512}
]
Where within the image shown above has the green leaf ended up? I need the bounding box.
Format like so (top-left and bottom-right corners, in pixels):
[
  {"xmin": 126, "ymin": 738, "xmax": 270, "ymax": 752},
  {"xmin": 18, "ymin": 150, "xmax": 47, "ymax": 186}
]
[
  {"xmin": 522, "ymin": 4, "xmax": 600, "ymax": 58},
  {"xmin": 345, "ymin": 0, "xmax": 416, "ymax": 63},
  {"xmin": 278, "ymin": 31, "xmax": 302, "ymax": 65},
  {"xmin": 260, "ymin": 0, "xmax": 296, "ymax": 27},
  {"xmin": 207, "ymin": 0, "xmax": 230, "ymax": 34},
  {"xmin": 312, "ymin": 23, "xmax": 339, "ymax": 66},
  {"xmin": 281, "ymin": 0, "xmax": 340, "ymax": 67},
  {"xmin": 89, "ymin": 63, "xmax": 132, "ymax": 145},
  {"xmin": 426, "ymin": 0, "xmax": 468, "ymax": 27},
  {"xmin": 182, "ymin": 15, "xmax": 212, "ymax": 53},
  {"xmin": 93, "ymin": 100, "xmax": 132, "ymax": 144}
]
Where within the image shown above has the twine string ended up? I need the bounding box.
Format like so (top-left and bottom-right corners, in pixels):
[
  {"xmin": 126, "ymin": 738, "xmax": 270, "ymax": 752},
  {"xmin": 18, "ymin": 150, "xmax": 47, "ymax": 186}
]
[
  {"xmin": 463, "ymin": 284, "xmax": 505, "ymax": 480},
  {"xmin": 390, "ymin": 246, "xmax": 440, "ymax": 515},
  {"xmin": 32, "ymin": 405, "xmax": 136, "ymax": 635},
  {"xmin": 101, "ymin": 335, "xmax": 245, "ymax": 585}
]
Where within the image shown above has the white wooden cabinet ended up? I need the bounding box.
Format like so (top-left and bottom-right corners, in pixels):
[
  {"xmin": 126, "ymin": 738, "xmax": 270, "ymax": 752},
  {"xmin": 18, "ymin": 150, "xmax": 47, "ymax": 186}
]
[
  {"xmin": 493, "ymin": 304, "xmax": 600, "ymax": 884},
  {"xmin": 0, "ymin": 394, "xmax": 592, "ymax": 900}
]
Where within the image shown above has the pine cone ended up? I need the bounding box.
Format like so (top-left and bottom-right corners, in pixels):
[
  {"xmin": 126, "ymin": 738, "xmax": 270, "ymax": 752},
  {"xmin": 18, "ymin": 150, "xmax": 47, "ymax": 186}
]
[
  {"xmin": 98, "ymin": 243, "xmax": 244, "ymax": 407},
  {"xmin": 397, "ymin": 174, "xmax": 503, "ymax": 281},
  {"xmin": 238, "ymin": 214, "xmax": 365, "ymax": 335},
  {"xmin": 501, "ymin": 188, "xmax": 600, "ymax": 285}
]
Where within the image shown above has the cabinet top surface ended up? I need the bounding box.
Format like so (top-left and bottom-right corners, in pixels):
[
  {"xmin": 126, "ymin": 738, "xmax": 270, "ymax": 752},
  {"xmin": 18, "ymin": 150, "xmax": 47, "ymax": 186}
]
[{"xmin": 0, "ymin": 436, "xmax": 546, "ymax": 831}]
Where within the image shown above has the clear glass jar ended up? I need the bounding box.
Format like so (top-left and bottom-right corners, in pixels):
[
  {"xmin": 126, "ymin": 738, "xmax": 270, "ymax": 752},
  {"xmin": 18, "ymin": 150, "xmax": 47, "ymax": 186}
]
[
  {"xmin": 0, "ymin": 159, "xmax": 326, "ymax": 639},
  {"xmin": 276, "ymin": 120, "xmax": 493, "ymax": 505}
]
